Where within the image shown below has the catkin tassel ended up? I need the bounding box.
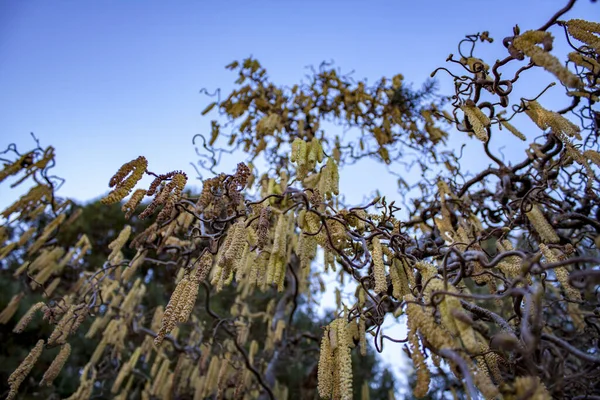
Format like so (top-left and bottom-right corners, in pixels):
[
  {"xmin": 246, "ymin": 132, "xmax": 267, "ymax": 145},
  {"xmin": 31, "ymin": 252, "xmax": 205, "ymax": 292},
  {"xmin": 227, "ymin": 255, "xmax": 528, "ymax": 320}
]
[
  {"xmin": 7, "ymin": 340, "xmax": 45, "ymax": 400},
  {"xmin": 372, "ymin": 237, "xmax": 387, "ymax": 294},
  {"xmin": 40, "ymin": 343, "xmax": 71, "ymax": 386}
]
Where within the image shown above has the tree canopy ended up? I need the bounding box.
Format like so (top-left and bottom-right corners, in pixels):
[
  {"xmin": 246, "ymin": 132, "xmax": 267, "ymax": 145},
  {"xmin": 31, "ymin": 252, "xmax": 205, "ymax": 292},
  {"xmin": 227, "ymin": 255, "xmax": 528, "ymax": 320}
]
[{"xmin": 1, "ymin": 1, "xmax": 600, "ymax": 399}]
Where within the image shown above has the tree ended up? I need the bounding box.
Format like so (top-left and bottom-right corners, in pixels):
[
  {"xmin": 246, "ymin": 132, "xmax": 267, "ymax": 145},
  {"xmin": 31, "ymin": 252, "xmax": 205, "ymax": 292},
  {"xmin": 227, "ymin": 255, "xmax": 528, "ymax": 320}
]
[
  {"xmin": 1, "ymin": 1, "xmax": 599, "ymax": 399},
  {"xmin": 0, "ymin": 197, "xmax": 394, "ymax": 399}
]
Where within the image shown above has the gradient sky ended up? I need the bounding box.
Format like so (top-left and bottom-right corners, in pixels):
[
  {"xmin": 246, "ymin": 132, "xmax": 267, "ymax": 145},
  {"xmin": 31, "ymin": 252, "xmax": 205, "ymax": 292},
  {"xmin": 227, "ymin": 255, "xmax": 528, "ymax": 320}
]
[
  {"xmin": 1, "ymin": 0, "xmax": 596, "ymax": 204},
  {"xmin": 1, "ymin": 0, "xmax": 597, "ymax": 390}
]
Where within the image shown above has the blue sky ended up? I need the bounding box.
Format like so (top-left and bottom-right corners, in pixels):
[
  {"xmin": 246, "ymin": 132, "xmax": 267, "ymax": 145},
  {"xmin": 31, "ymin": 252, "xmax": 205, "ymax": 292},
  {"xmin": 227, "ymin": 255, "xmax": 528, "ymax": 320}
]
[
  {"xmin": 1, "ymin": 0, "xmax": 597, "ymax": 390},
  {"xmin": 1, "ymin": 0, "xmax": 596, "ymax": 206}
]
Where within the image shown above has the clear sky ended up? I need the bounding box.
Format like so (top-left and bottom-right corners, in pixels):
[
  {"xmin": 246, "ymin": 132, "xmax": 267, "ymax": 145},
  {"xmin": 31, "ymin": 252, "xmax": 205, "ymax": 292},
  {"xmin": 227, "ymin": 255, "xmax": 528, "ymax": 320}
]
[
  {"xmin": 1, "ymin": 0, "xmax": 596, "ymax": 204},
  {"xmin": 1, "ymin": 0, "xmax": 597, "ymax": 390}
]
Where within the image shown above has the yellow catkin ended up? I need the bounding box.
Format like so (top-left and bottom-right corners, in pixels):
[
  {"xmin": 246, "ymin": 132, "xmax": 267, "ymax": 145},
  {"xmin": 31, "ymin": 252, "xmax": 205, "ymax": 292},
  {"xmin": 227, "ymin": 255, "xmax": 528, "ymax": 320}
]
[
  {"xmin": 112, "ymin": 347, "xmax": 142, "ymax": 393},
  {"xmin": 480, "ymin": 342, "xmax": 503, "ymax": 385},
  {"xmin": 204, "ymin": 356, "xmax": 221, "ymax": 398},
  {"xmin": 319, "ymin": 157, "xmax": 340, "ymax": 199},
  {"xmin": 334, "ymin": 319, "xmax": 353, "ymax": 400},
  {"xmin": 567, "ymin": 91, "xmax": 600, "ymax": 101},
  {"xmin": 27, "ymin": 213, "xmax": 67, "ymax": 255},
  {"xmin": 267, "ymin": 214, "xmax": 288, "ymax": 290},
  {"xmin": 213, "ymin": 221, "xmax": 246, "ymax": 290},
  {"xmin": 461, "ymin": 104, "xmax": 490, "ymax": 141},
  {"xmin": 0, "ymin": 152, "xmax": 33, "ymax": 182},
  {"xmin": 0, "ymin": 242, "xmax": 18, "ymax": 260},
  {"xmin": 102, "ymin": 156, "xmax": 148, "ymax": 204},
  {"xmin": 473, "ymin": 359, "xmax": 499, "ymax": 399},
  {"xmin": 371, "ymin": 236, "xmax": 387, "ymax": 294},
  {"xmin": 291, "ymin": 138, "xmax": 303, "ymax": 163},
  {"xmin": 195, "ymin": 252, "xmax": 213, "ymax": 283},
  {"xmin": 223, "ymin": 222, "xmax": 247, "ymax": 271},
  {"xmin": 566, "ymin": 19, "xmax": 600, "ymax": 53},
  {"xmin": 114, "ymin": 375, "xmax": 135, "ymax": 400},
  {"xmin": 2, "ymin": 148, "xmax": 53, "ymax": 188},
  {"xmin": 318, "ymin": 326, "xmax": 334, "ymax": 398},
  {"xmin": 292, "ymin": 138, "xmax": 310, "ymax": 179},
  {"xmin": 86, "ymin": 309, "xmax": 111, "ymax": 339},
  {"xmin": 568, "ymin": 52, "xmax": 600, "ymax": 74},
  {"xmin": 122, "ymin": 188, "xmax": 147, "ymax": 219},
  {"xmin": 108, "ymin": 225, "xmax": 132, "ymax": 263},
  {"xmin": 414, "ymin": 261, "xmax": 437, "ymax": 282},
  {"xmin": 121, "ymin": 280, "xmax": 146, "ymax": 316},
  {"xmin": 40, "ymin": 343, "xmax": 71, "ymax": 386},
  {"xmin": 389, "ymin": 258, "xmax": 409, "ymax": 299},
  {"xmin": 428, "ymin": 279, "xmax": 479, "ymax": 353},
  {"xmin": 179, "ymin": 274, "xmax": 200, "ymax": 323},
  {"xmin": 567, "ymin": 302, "xmax": 585, "ymax": 332},
  {"xmin": 298, "ymin": 232, "xmax": 317, "ymax": 272},
  {"xmin": 151, "ymin": 358, "xmax": 171, "ymax": 396},
  {"xmin": 90, "ymin": 319, "xmax": 125, "ymax": 365},
  {"xmin": 359, "ymin": 316, "xmax": 367, "ymax": 356},
  {"xmin": 273, "ymin": 319, "xmax": 286, "ymax": 343},
  {"xmin": 215, "ymin": 354, "xmax": 231, "ymax": 399},
  {"xmin": 64, "ymin": 363, "xmax": 96, "ymax": 400},
  {"xmin": 48, "ymin": 305, "xmax": 87, "ymax": 346},
  {"xmin": 361, "ymin": 381, "xmax": 370, "ymax": 400},
  {"xmin": 497, "ymin": 239, "xmax": 522, "ymax": 279},
  {"xmin": 0, "ymin": 292, "xmax": 24, "ymax": 324},
  {"xmin": 310, "ymin": 137, "xmax": 325, "ymax": 165},
  {"xmin": 524, "ymin": 101, "xmax": 581, "ymax": 140},
  {"xmin": 540, "ymin": 244, "xmax": 581, "ymax": 302},
  {"xmin": 245, "ymin": 340, "xmax": 258, "ymax": 366},
  {"xmin": 122, "ymin": 249, "xmax": 147, "ymax": 282},
  {"xmin": 13, "ymin": 301, "xmax": 46, "ymax": 333},
  {"xmin": 1, "ymin": 184, "xmax": 50, "ymax": 219},
  {"xmin": 56, "ymin": 246, "xmax": 77, "ymax": 270},
  {"xmin": 405, "ymin": 298, "xmax": 431, "ymax": 398},
  {"xmin": 7, "ymin": 339, "xmax": 45, "ymax": 400},
  {"xmin": 526, "ymin": 205, "xmax": 560, "ymax": 244},
  {"xmin": 64, "ymin": 207, "xmax": 83, "ymax": 227},
  {"xmin": 155, "ymin": 275, "xmax": 187, "ymax": 347},
  {"xmin": 513, "ymin": 30, "xmax": 581, "ymax": 88},
  {"xmin": 500, "ymin": 120, "xmax": 527, "ymax": 141},
  {"xmin": 43, "ymin": 277, "xmax": 61, "ymax": 298},
  {"xmin": 30, "ymin": 262, "xmax": 57, "ymax": 289},
  {"xmin": 17, "ymin": 227, "xmax": 36, "ymax": 247}
]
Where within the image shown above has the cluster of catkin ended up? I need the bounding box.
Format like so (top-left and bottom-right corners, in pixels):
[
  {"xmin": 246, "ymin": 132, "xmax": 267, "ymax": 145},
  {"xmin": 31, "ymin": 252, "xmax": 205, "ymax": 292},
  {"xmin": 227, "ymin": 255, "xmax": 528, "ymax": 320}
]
[
  {"xmin": 265, "ymin": 213, "xmax": 290, "ymax": 292},
  {"xmin": 512, "ymin": 30, "xmax": 582, "ymax": 89},
  {"xmin": 522, "ymin": 100, "xmax": 599, "ymax": 187},
  {"xmin": 212, "ymin": 220, "xmax": 250, "ymax": 291},
  {"xmin": 0, "ymin": 151, "xmax": 35, "ymax": 183},
  {"xmin": 1, "ymin": 151, "xmax": 209, "ymax": 399},
  {"xmin": 496, "ymin": 110, "xmax": 527, "ymax": 141},
  {"xmin": 6, "ymin": 340, "xmax": 45, "ymax": 400},
  {"xmin": 292, "ymin": 139, "xmax": 339, "ymax": 201},
  {"xmin": 140, "ymin": 171, "xmax": 188, "ymax": 223},
  {"xmin": 6, "ymin": 339, "xmax": 74, "ymax": 400},
  {"xmin": 291, "ymin": 137, "xmax": 324, "ymax": 179},
  {"xmin": 565, "ymin": 19, "xmax": 600, "ymax": 54},
  {"xmin": 461, "ymin": 100, "xmax": 491, "ymax": 142},
  {"xmin": 207, "ymin": 210, "xmax": 294, "ymax": 294},
  {"xmin": 107, "ymin": 225, "xmax": 131, "ymax": 264},
  {"xmin": 1, "ymin": 184, "xmax": 52, "ymax": 220},
  {"xmin": 218, "ymin": 57, "xmax": 445, "ymax": 164},
  {"xmin": 101, "ymin": 156, "xmax": 148, "ymax": 204},
  {"xmin": 317, "ymin": 319, "xmax": 354, "ymax": 400},
  {"xmin": 0, "ymin": 146, "xmax": 55, "ymax": 187},
  {"xmin": 154, "ymin": 258, "xmax": 208, "ymax": 347}
]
